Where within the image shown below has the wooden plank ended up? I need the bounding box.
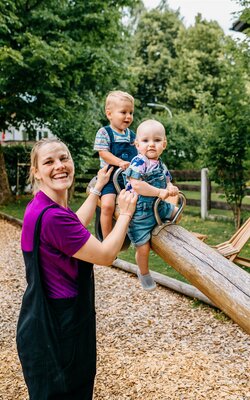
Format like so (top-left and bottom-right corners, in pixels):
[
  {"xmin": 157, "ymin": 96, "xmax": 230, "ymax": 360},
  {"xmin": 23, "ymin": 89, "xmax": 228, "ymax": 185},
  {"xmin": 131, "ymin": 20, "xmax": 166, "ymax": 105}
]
[
  {"xmin": 234, "ymin": 256, "xmax": 250, "ymax": 268},
  {"xmin": 151, "ymin": 224, "xmax": 250, "ymax": 334}
]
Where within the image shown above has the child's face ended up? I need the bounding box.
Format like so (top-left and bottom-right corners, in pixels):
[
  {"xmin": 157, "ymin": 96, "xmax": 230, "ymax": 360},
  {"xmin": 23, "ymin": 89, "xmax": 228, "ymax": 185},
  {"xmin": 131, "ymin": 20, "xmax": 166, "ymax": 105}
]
[
  {"xmin": 106, "ymin": 98, "xmax": 134, "ymax": 133},
  {"xmin": 135, "ymin": 129, "xmax": 167, "ymax": 160}
]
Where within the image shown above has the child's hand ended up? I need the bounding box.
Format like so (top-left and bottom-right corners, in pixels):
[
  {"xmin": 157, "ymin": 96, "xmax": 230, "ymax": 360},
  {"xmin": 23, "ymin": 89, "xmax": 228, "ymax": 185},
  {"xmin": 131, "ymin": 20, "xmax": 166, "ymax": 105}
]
[
  {"xmin": 118, "ymin": 189, "xmax": 138, "ymax": 218},
  {"xmin": 118, "ymin": 160, "xmax": 130, "ymax": 170},
  {"xmin": 158, "ymin": 189, "xmax": 170, "ymax": 200},
  {"xmin": 95, "ymin": 165, "xmax": 113, "ymax": 191},
  {"xmin": 158, "ymin": 185, "xmax": 179, "ymax": 200},
  {"xmin": 167, "ymin": 184, "xmax": 179, "ymax": 197}
]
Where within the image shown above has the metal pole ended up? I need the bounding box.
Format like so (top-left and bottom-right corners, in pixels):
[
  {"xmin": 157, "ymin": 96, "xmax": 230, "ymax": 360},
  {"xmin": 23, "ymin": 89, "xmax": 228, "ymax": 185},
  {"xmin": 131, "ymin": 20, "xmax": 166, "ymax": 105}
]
[
  {"xmin": 147, "ymin": 103, "xmax": 173, "ymax": 119},
  {"xmin": 201, "ymin": 168, "xmax": 209, "ymax": 219}
]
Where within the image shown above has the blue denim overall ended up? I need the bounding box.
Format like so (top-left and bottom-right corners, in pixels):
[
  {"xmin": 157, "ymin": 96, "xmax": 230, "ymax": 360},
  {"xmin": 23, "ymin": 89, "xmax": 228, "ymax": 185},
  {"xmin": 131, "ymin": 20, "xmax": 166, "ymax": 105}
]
[
  {"xmin": 125, "ymin": 161, "xmax": 174, "ymax": 246},
  {"xmin": 101, "ymin": 126, "xmax": 138, "ymax": 196}
]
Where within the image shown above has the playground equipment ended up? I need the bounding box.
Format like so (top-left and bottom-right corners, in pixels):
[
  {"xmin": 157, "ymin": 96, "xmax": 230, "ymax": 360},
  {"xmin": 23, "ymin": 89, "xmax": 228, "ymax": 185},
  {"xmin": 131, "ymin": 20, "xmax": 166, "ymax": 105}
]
[
  {"xmin": 213, "ymin": 217, "xmax": 250, "ymax": 268},
  {"xmin": 88, "ymin": 169, "xmax": 250, "ymax": 334}
]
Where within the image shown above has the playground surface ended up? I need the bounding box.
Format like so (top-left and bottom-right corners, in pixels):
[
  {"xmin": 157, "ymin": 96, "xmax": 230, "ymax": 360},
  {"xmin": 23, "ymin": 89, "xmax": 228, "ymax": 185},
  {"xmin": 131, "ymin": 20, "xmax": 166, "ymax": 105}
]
[{"xmin": 0, "ymin": 219, "xmax": 249, "ymax": 400}]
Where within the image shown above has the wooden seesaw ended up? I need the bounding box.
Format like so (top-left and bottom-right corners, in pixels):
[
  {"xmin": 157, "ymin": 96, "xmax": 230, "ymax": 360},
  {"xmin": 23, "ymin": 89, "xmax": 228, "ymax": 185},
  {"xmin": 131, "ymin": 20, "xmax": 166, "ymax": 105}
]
[{"xmin": 88, "ymin": 169, "xmax": 250, "ymax": 335}]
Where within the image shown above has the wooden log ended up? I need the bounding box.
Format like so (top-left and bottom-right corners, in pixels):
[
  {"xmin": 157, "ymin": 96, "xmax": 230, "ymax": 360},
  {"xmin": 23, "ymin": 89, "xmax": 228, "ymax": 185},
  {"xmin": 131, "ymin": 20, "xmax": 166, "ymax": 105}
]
[{"xmin": 151, "ymin": 224, "xmax": 250, "ymax": 334}]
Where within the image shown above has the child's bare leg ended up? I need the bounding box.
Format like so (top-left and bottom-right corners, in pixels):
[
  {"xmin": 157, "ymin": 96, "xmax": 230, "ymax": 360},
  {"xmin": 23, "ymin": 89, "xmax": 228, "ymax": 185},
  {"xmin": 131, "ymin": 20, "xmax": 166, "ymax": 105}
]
[
  {"xmin": 100, "ymin": 194, "xmax": 116, "ymax": 239},
  {"xmin": 135, "ymin": 242, "xmax": 156, "ymax": 291},
  {"xmin": 135, "ymin": 242, "xmax": 151, "ymax": 275}
]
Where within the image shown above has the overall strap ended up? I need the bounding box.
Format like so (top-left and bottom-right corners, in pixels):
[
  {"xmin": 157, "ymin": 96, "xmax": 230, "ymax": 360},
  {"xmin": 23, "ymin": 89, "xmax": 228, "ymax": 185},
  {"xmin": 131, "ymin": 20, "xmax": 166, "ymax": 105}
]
[
  {"xmin": 104, "ymin": 125, "xmax": 135, "ymax": 143},
  {"xmin": 104, "ymin": 125, "xmax": 114, "ymax": 143},
  {"xmin": 130, "ymin": 130, "xmax": 136, "ymax": 143},
  {"xmin": 33, "ymin": 204, "xmax": 59, "ymax": 285}
]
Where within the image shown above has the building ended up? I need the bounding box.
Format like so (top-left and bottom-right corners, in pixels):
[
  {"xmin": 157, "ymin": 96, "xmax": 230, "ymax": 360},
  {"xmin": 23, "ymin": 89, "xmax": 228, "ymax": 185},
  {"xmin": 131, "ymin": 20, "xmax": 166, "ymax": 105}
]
[{"xmin": 1, "ymin": 123, "xmax": 54, "ymax": 145}]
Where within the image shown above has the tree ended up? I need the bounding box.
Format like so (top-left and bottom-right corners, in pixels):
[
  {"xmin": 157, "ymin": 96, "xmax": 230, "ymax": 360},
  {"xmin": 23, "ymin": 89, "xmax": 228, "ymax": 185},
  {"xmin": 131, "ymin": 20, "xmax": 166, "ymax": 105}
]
[
  {"xmin": 235, "ymin": 0, "xmax": 250, "ymax": 36},
  {"xmin": 167, "ymin": 15, "xmax": 225, "ymax": 114},
  {"xmin": 202, "ymin": 38, "xmax": 250, "ymax": 227},
  {"xmin": 131, "ymin": 8, "xmax": 250, "ymax": 222},
  {"xmin": 0, "ymin": 0, "xmax": 138, "ymax": 130},
  {"xmin": 131, "ymin": 4, "xmax": 183, "ymax": 106},
  {"xmin": 0, "ymin": 0, "xmax": 139, "ymax": 198}
]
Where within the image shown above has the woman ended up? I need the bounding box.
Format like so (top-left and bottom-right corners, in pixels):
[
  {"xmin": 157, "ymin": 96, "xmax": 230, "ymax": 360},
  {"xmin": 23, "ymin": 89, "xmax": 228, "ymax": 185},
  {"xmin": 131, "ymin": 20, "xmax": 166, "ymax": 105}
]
[{"xmin": 16, "ymin": 138, "xmax": 137, "ymax": 400}]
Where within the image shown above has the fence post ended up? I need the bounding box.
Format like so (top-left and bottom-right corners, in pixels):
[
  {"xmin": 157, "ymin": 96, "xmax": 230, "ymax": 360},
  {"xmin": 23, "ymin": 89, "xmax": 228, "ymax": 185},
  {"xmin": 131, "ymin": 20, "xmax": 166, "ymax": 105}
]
[{"xmin": 201, "ymin": 168, "xmax": 210, "ymax": 219}]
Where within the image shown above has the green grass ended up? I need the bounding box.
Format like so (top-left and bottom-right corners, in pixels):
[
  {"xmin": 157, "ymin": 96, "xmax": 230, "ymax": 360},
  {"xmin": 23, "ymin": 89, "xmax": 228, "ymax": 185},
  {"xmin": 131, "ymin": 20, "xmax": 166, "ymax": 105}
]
[
  {"xmin": 181, "ymin": 190, "xmax": 250, "ymax": 204},
  {"xmin": 1, "ymin": 194, "xmax": 249, "ymax": 283}
]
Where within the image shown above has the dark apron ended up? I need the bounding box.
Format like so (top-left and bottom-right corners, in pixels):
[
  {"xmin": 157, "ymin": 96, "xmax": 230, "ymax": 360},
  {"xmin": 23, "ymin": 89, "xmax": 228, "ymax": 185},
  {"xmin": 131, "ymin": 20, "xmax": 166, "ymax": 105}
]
[{"xmin": 16, "ymin": 205, "xmax": 96, "ymax": 400}]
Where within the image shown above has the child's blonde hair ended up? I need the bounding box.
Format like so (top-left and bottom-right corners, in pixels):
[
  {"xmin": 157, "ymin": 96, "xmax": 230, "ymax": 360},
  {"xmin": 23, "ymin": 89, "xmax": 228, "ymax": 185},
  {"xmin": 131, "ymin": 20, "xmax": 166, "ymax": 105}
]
[
  {"xmin": 105, "ymin": 90, "xmax": 134, "ymax": 111},
  {"xmin": 29, "ymin": 138, "xmax": 72, "ymax": 194}
]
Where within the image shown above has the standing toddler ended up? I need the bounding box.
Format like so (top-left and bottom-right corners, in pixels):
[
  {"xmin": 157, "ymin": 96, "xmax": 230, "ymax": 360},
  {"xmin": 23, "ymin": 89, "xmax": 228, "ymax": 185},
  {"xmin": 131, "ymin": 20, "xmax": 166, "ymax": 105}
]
[{"xmin": 94, "ymin": 90, "xmax": 137, "ymax": 238}]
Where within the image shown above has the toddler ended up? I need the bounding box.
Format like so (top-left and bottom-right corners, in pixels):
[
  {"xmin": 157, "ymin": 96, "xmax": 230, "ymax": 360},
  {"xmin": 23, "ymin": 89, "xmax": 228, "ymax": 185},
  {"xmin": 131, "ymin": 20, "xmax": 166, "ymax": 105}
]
[
  {"xmin": 94, "ymin": 90, "xmax": 137, "ymax": 238},
  {"xmin": 124, "ymin": 119, "xmax": 179, "ymax": 291}
]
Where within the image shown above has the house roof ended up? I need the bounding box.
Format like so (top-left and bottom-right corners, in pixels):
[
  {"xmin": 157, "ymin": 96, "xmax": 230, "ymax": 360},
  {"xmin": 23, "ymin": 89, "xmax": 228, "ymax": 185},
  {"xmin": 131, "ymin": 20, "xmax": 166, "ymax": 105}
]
[{"xmin": 231, "ymin": 19, "xmax": 250, "ymax": 32}]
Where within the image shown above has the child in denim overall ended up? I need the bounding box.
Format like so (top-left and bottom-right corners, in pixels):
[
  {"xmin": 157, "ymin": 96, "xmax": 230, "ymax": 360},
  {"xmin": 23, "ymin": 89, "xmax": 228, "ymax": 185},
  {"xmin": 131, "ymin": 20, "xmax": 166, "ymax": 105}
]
[
  {"xmin": 124, "ymin": 120, "xmax": 179, "ymax": 291},
  {"xmin": 94, "ymin": 91, "xmax": 137, "ymax": 238}
]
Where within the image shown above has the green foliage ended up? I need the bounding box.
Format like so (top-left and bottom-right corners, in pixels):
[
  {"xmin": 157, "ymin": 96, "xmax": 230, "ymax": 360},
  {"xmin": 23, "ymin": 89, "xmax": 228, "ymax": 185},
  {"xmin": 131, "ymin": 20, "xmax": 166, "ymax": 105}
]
[
  {"xmin": 161, "ymin": 111, "xmax": 207, "ymax": 169},
  {"xmin": 131, "ymin": 5, "xmax": 183, "ymax": 106},
  {"xmin": 236, "ymin": 0, "xmax": 250, "ymax": 36},
  {"xmin": 131, "ymin": 8, "xmax": 250, "ymax": 222},
  {"xmin": 0, "ymin": 0, "xmax": 139, "ymax": 170},
  {"xmin": 167, "ymin": 15, "xmax": 225, "ymax": 113},
  {"xmin": 202, "ymin": 39, "xmax": 250, "ymax": 226}
]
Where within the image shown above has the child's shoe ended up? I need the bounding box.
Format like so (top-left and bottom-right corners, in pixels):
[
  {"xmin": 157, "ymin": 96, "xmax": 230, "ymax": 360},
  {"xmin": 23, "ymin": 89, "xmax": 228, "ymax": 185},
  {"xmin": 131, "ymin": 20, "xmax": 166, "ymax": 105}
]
[{"xmin": 137, "ymin": 271, "xmax": 156, "ymax": 291}]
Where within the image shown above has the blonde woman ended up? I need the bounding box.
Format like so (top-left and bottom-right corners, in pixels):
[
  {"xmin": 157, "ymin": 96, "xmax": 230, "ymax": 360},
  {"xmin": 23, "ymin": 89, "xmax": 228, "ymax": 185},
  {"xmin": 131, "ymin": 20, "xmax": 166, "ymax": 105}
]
[{"xmin": 17, "ymin": 138, "xmax": 137, "ymax": 400}]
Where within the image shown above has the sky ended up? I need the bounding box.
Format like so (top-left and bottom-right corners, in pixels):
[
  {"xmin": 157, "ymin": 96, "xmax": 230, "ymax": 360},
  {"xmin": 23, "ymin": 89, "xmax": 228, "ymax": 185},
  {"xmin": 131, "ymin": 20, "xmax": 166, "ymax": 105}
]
[{"xmin": 143, "ymin": 0, "xmax": 243, "ymax": 38}]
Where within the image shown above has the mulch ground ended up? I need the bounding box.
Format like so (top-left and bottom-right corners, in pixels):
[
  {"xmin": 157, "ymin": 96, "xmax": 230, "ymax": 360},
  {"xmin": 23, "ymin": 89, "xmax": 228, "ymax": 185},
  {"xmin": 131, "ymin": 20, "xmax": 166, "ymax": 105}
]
[{"xmin": 0, "ymin": 219, "xmax": 249, "ymax": 400}]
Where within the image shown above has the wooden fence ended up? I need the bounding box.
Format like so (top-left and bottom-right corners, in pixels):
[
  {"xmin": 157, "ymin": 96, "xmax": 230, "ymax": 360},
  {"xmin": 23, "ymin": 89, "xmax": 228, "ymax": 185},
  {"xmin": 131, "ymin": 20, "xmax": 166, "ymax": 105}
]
[{"xmin": 75, "ymin": 169, "xmax": 250, "ymax": 212}]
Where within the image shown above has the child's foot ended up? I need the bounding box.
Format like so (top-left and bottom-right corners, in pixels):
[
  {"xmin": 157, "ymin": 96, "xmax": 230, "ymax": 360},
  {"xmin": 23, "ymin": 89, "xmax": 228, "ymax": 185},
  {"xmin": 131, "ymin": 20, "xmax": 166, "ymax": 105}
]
[{"xmin": 137, "ymin": 271, "xmax": 156, "ymax": 291}]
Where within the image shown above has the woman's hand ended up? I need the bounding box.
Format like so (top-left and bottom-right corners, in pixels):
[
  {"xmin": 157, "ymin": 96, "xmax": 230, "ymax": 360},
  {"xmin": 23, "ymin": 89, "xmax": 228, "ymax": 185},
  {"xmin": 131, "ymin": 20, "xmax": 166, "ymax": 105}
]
[
  {"xmin": 118, "ymin": 189, "xmax": 138, "ymax": 218},
  {"xmin": 95, "ymin": 165, "xmax": 114, "ymax": 192}
]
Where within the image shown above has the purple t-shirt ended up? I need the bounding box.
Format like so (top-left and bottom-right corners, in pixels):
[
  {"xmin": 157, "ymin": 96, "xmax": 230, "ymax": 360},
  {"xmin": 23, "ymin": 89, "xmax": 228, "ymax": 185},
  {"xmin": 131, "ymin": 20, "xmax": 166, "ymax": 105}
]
[{"xmin": 21, "ymin": 191, "xmax": 91, "ymax": 298}]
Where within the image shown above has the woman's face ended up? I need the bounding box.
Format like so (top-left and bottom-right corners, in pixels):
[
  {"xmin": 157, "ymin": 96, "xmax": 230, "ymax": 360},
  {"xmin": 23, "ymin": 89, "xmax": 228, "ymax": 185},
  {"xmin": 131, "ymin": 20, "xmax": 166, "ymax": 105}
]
[{"xmin": 34, "ymin": 142, "xmax": 74, "ymax": 195}]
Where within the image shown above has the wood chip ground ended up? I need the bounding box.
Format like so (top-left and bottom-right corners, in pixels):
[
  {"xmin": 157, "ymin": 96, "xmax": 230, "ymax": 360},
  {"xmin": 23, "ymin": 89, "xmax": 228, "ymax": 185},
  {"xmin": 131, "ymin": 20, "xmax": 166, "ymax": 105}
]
[{"xmin": 0, "ymin": 219, "xmax": 249, "ymax": 399}]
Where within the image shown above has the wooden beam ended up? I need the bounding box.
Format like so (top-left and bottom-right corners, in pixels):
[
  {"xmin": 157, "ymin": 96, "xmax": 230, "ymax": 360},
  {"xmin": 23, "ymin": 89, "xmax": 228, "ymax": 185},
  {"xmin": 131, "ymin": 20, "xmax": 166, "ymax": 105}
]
[{"xmin": 151, "ymin": 224, "xmax": 250, "ymax": 334}]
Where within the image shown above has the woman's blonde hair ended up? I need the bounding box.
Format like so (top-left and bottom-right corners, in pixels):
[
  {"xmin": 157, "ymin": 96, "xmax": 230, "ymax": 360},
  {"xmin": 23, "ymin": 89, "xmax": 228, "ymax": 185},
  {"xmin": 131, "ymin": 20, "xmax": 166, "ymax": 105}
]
[
  {"xmin": 29, "ymin": 137, "xmax": 72, "ymax": 194},
  {"xmin": 105, "ymin": 90, "xmax": 134, "ymax": 111}
]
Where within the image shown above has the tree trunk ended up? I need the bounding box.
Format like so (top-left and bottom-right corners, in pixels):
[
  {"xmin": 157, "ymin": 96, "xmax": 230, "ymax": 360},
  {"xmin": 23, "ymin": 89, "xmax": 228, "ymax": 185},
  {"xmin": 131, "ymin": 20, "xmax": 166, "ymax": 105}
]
[
  {"xmin": 0, "ymin": 145, "xmax": 12, "ymax": 204},
  {"xmin": 151, "ymin": 224, "xmax": 250, "ymax": 334}
]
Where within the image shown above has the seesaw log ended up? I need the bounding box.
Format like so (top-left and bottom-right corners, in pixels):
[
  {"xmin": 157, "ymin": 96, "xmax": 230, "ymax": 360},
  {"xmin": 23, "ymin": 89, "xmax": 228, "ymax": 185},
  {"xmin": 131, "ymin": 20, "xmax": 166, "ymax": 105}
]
[{"xmin": 151, "ymin": 224, "xmax": 250, "ymax": 335}]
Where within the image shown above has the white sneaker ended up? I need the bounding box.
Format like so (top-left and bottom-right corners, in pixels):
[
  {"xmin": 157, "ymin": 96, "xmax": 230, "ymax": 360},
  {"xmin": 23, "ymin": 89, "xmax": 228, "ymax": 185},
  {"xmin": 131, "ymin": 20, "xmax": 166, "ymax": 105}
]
[{"xmin": 137, "ymin": 272, "xmax": 156, "ymax": 291}]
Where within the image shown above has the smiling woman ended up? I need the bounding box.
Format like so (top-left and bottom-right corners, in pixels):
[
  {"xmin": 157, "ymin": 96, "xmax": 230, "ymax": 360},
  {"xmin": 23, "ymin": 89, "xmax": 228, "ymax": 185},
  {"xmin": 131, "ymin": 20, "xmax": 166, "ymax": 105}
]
[
  {"xmin": 16, "ymin": 138, "xmax": 138, "ymax": 400},
  {"xmin": 29, "ymin": 139, "xmax": 75, "ymax": 205}
]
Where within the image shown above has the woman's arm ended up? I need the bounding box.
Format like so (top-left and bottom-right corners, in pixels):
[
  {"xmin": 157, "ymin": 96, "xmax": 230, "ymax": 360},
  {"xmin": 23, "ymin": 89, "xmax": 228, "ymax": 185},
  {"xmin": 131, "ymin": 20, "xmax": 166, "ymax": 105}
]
[
  {"xmin": 73, "ymin": 190, "xmax": 137, "ymax": 265},
  {"xmin": 76, "ymin": 165, "xmax": 113, "ymax": 226}
]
